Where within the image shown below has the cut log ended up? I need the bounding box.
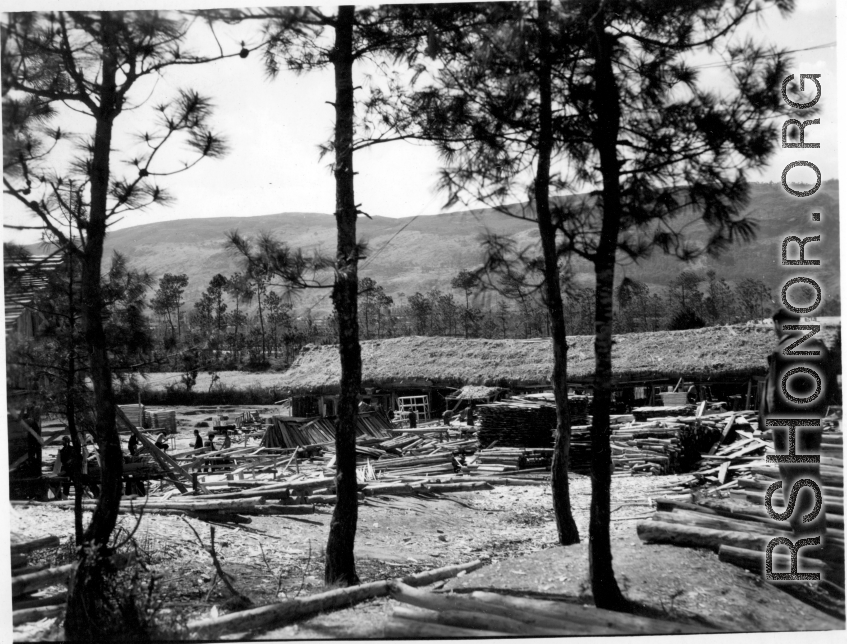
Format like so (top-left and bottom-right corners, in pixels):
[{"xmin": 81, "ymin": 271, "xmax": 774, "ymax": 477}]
[
  {"xmin": 400, "ymin": 560, "xmax": 485, "ymax": 586},
  {"xmin": 10, "ymin": 536, "xmax": 60, "ymax": 555},
  {"xmin": 12, "ymin": 604, "xmax": 64, "ymax": 626},
  {"xmin": 736, "ymin": 477, "xmax": 843, "ymax": 499},
  {"xmin": 13, "ymin": 591, "xmax": 66, "ymax": 610},
  {"xmin": 384, "ymin": 616, "xmax": 509, "ymax": 638},
  {"xmin": 743, "ymin": 492, "xmax": 844, "ymax": 518},
  {"xmin": 719, "ymin": 544, "xmax": 825, "ymax": 576},
  {"xmin": 189, "ymin": 487, "xmax": 291, "ymax": 501},
  {"xmin": 12, "ymin": 563, "xmax": 76, "ymax": 597},
  {"xmin": 464, "ymin": 590, "xmax": 705, "ymax": 635},
  {"xmin": 638, "ymin": 520, "xmax": 776, "ymax": 554},
  {"xmin": 423, "ymin": 482, "xmax": 493, "ymax": 493},
  {"xmin": 362, "ymin": 484, "xmax": 415, "ymax": 497},
  {"xmin": 187, "ymin": 559, "xmax": 486, "ymax": 637},
  {"xmin": 11, "ymin": 553, "xmax": 28, "ymax": 568},
  {"xmin": 13, "ymin": 563, "xmax": 50, "ymax": 577},
  {"xmin": 391, "ymin": 605, "xmax": 562, "ymax": 636},
  {"xmin": 241, "ymin": 504, "xmax": 315, "ymax": 516}
]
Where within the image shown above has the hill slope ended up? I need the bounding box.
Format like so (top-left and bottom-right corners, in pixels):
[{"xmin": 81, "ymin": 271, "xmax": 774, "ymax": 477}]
[{"xmin": 97, "ymin": 182, "xmax": 840, "ymax": 311}]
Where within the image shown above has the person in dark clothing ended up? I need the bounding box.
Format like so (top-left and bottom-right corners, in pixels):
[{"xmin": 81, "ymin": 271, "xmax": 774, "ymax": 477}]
[
  {"xmin": 407, "ymin": 410, "xmax": 417, "ymax": 429},
  {"xmin": 193, "ymin": 429, "xmax": 203, "ymax": 450},
  {"xmin": 466, "ymin": 402, "xmax": 476, "ymax": 427},
  {"xmin": 57, "ymin": 436, "xmax": 76, "ymax": 498},
  {"xmin": 128, "ymin": 433, "xmax": 139, "ymax": 456},
  {"xmin": 759, "ymin": 308, "xmax": 838, "ymax": 569},
  {"xmin": 442, "ymin": 409, "xmax": 453, "ymax": 426}
]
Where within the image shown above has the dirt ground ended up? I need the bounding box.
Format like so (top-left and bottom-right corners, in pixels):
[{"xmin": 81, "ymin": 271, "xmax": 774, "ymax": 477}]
[{"xmin": 13, "ymin": 406, "xmax": 845, "ymax": 640}]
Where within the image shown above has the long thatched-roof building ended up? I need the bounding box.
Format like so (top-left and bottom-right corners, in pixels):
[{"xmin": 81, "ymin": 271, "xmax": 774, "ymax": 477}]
[
  {"xmin": 275, "ymin": 324, "xmax": 841, "ymax": 417},
  {"xmin": 280, "ymin": 325, "xmax": 840, "ymax": 392}
]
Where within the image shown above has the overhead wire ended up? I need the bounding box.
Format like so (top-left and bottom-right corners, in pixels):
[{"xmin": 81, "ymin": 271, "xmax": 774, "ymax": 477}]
[{"xmin": 690, "ymin": 40, "xmax": 835, "ymax": 70}]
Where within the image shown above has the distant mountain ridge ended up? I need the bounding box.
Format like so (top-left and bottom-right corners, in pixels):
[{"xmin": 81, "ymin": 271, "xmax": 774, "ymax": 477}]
[{"xmin": 88, "ymin": 181, "xmax": 840, "ymax": 312}]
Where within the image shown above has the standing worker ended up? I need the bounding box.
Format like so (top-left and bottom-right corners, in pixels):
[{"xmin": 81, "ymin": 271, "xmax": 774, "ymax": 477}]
[
  {"xmin": 408, "ymin": 409, "xmax": 417, "ymax": 429},
  {"xmin": 467, "ymin": 402, "xmax": 476, "ymax": 427},
  {"xmin": 193, "ymin": 429, "xmax": 203, "ymax": 450},
  {"xmin": 127, "ymin": 432, "xmax": 139, "ymax": 456},
  {"xmin": 57, "ymin": 436, "xmax": 76, "ymax": 499}
]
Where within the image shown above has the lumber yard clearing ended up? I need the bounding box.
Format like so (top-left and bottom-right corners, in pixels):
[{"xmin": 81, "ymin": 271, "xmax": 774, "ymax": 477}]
[{"xmin": 8, "ymin": 385, "xmax": 845, "ymax": 640}]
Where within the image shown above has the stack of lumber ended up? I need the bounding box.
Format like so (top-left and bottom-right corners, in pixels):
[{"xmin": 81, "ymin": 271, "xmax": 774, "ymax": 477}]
[
  {"xmin": 632, "ymin": 405, "xmax": 695, "ymax": 421},
  {"xmin": 149, "ymin": 409, "xmax": 177, "ymax": 434},
  {"xmin": 475, "ymin": 447, "xmax": 552, "ymax": 473},
  {"xmin": 384, "ymin": 580, "xmax": 705, "ymax": 637},
  {"xmin": 263, "ymin": 412, "xmax": 394, "ymax": 450},
  {"xmin": 11, "ymin": 536, "xmax": 68, "ymax": 626},
  {"xmin": 659, "ymin": 392, "xmax": 690, "ymax": 406},
  {"xmin": 477, "ymin": 397, "xmax": 589, "ymax": 449},
  {"xmin": 117, "ymin": 404, "xmax": 148, "ymax": 430}
]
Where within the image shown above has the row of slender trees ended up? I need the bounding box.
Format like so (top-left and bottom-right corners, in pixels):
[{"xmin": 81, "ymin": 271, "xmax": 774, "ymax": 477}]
[
  {"xmin": 3, "ymin": 2, "xmax": 805, "ymax": 635},
  {"xmin": 157, "ymin": 268, "xmax": 811, "ymax": 366}
]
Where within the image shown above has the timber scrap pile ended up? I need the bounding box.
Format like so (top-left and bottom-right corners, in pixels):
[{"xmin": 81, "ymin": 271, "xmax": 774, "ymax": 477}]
[{"xmin": 637, "ymin": 408, "xmax": 845, "ymax": 618}]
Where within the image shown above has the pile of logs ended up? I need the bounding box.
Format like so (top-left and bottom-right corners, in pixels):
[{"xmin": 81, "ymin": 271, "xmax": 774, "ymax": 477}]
[
  {"xmin": 638, "ymin": 411, "xmax": 844, "ymax": 617},
  {"xmin": 11, "ymin": 535, "xmax": 68, "ymax": 626},
  {"xmin": 384, "ymin": 581, "xmax": 706, "ymax": 637}
]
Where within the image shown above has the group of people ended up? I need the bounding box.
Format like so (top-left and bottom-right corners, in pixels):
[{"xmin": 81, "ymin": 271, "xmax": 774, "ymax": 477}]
[{"xmin": 192, "ymin": 429, "xmax": 232, "ymax": 451}]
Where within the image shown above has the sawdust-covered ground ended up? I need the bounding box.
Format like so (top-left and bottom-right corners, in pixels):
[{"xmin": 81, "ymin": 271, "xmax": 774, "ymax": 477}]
[{"xmin": 12, "ymin": 405, "xmax": 844, "ymax": 640}]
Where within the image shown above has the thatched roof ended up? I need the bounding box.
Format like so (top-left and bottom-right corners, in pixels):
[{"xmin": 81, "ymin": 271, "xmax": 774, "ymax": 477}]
[
  {"xmin": 447, "ymin": 385, "xmax": 505, "ymax": 400},
  {"xmin": 275, "ymin": 325, "xmax": 841, "ymax": 395}
]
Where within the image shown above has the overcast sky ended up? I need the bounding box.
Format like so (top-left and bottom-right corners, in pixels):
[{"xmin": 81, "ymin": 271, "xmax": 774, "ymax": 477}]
[{"xmin": 2, "ymin": 0, "xmax": 839, "ymax": 245}]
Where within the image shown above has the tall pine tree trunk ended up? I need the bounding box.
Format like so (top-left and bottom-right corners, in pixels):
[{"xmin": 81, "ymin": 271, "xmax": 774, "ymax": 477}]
[
  {"xmin": 325, "ymin": 4, "xmax": 361, "ymax": 586},
  {"xmin": 65, "ymin": 11, "xmax": 125, "ymax": 638},
  {"xmin": 587, "ymin": 6, "xmax": 628, "ymax": 612},
  {"xmin": 535, "ymin": 0, "xmax": 579, "ymax": 546}
]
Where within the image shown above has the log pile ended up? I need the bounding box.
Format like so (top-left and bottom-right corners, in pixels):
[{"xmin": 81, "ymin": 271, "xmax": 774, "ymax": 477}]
[
  {"xmin": 605, "ymin": 409, "xmax": 757, "ymax": 477},
  {"xmin": 384, "ymin": 581, "xmax": 707, "ymax": 637},
  {"xmin": 638, "ymin": 410, "xmax": 844, "ymax": 617},
  {"xmin": 11, "ymin": 536, "xmax": 68, "ymax": 625}
]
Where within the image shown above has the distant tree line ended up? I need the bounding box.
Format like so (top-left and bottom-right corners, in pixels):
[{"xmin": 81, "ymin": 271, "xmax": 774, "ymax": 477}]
[{"xmin": 84, "ymin": 262, "xmax": 841, "ymax": 376}]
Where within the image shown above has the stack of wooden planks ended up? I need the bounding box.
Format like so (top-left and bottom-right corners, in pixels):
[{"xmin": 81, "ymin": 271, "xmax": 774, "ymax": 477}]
[{"xmin": 476, "ymin": 397, "xmax": 589, "ymax": 449}]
